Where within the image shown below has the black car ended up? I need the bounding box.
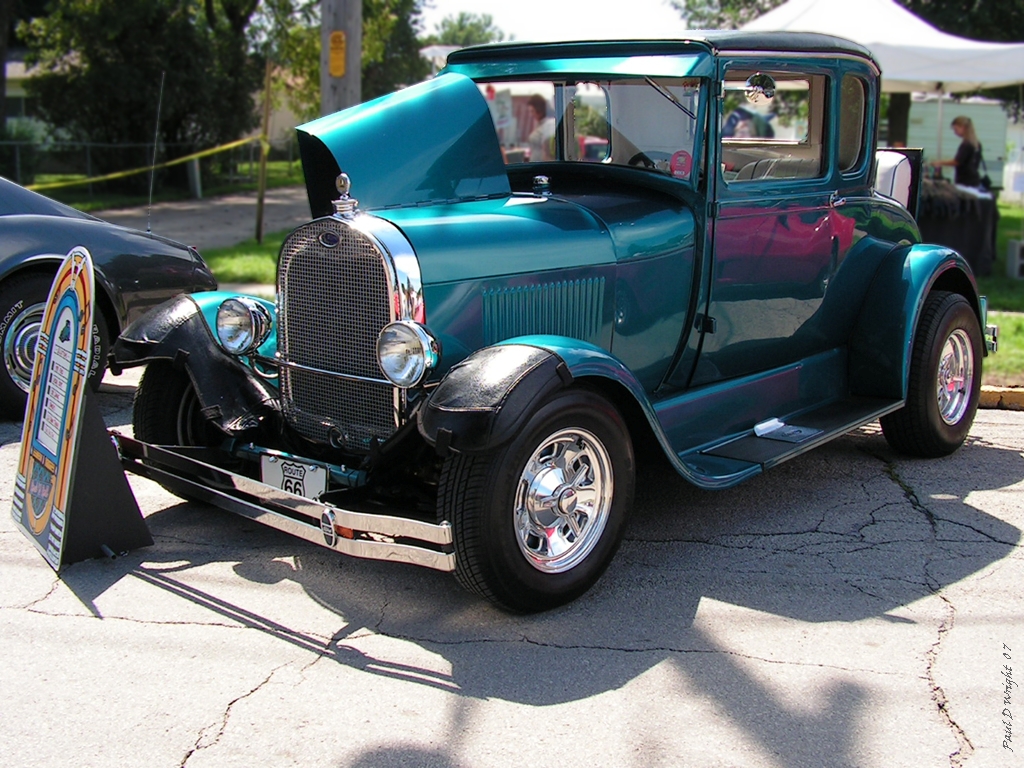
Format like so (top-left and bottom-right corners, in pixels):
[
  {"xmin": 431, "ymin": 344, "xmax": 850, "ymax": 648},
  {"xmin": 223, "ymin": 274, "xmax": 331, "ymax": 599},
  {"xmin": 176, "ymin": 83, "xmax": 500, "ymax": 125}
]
[{"xmin": 0, "ymin": 177, "xmax": 217, "ymax": 418}]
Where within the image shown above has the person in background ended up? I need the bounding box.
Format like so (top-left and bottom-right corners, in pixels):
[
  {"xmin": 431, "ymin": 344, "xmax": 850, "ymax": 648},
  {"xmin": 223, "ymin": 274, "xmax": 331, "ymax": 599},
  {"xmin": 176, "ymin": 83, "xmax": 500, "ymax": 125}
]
[
  {"xmin": 527, "ymin": 94, "xmax": 556, "ymax": 162},
  {"xmin": 722, "ymin": 106, "xmax": 775, "ymax": 138},
  {"xmin": 931, "ymin": 115, "xmax": 982, "ymax": 187}
]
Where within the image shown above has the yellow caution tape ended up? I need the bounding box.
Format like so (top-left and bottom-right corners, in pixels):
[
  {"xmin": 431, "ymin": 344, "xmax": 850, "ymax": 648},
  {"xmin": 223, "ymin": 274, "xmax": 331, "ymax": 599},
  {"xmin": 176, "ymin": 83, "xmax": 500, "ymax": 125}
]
[{"xmin": 27, "ymin": 136, "xmax": 263, "ymax": 192}]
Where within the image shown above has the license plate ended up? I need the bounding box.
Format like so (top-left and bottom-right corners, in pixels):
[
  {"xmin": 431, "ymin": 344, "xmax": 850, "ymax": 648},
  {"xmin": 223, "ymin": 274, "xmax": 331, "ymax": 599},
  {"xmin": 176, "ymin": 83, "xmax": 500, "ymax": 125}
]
[{"xmin": 260, "ymin": 454, "xmax": 328, "ymax": 499}]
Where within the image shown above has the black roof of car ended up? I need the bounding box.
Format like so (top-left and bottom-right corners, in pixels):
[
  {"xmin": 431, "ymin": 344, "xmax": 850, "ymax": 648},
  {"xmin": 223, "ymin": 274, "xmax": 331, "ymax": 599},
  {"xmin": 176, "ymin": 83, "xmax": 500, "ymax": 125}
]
[{"xmin": 447, "ymin": 31, "xmax": 877, "ymax": 68}]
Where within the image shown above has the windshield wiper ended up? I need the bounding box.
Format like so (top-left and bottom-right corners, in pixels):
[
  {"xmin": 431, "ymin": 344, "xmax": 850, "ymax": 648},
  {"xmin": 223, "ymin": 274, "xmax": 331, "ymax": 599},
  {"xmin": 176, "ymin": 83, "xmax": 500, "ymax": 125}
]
[{"xmin": 644, "ymin": 77, "xmax": 696, "ymax": 120}]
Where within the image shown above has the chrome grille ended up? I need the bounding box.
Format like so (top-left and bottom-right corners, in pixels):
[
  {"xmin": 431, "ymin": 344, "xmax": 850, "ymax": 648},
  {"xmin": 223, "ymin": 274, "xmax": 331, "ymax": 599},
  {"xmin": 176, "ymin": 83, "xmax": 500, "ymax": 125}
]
[{"xmin": 277, "ymin": 218, "xmax": 397, "ymax": 449}]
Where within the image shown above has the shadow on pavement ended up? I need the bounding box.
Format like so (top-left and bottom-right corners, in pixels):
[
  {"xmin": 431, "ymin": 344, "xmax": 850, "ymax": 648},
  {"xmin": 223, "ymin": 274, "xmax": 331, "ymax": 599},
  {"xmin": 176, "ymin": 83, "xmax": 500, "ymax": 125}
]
[{"xmin": 37, "ymin": 422, "xmax": 1023, "ymax": 768}]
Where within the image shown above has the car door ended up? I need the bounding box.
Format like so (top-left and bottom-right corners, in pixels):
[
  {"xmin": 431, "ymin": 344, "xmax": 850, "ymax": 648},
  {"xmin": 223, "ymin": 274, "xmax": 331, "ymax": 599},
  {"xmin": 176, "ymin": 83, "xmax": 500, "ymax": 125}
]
[{"xmin": 690, "ymin": 64, "xmax": 847, "ymax": 386}]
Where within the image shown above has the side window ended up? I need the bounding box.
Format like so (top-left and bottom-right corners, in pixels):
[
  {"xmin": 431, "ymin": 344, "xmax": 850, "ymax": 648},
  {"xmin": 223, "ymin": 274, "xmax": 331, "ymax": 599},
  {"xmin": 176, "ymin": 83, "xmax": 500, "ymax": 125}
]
[
  {"xmin": 838, "ymin": 75, "xmax": 867, "ymax": 172},
  {"xmin": 721, "ymin": 70, "xmax": 827, "ymax": 184}
]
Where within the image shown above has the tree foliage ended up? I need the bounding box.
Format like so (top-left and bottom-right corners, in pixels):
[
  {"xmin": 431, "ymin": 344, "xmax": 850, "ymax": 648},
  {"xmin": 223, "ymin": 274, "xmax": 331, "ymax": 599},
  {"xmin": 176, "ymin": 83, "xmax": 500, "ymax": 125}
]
[
  {"xmin": 362, "ymin": 0, "xmax": 430, "ymax": 100},
  {"xmin": 422, "ymin": 12, "xmax": 506, "ymax": 47},
  {"xmin": 2, "ymin": 1, "xmax": 51, "ymax": 127},
  {"xmin": 264, "ymin": 0, "xmax": 431, "ymax": 121},
  {"xmin": 21, "ymin": 0, "xmax": 263, "ymax": 185},
  {"xmin": 669, "ymin": 0, "xmax": 785, "ymax": 30},
  {"xmin": 900, "ymin": 0, "xmax": 1024, "ymax": 116},
  {"xmin": 901, "ymin": 0, "xmax": 1024, "ymax": 43}
]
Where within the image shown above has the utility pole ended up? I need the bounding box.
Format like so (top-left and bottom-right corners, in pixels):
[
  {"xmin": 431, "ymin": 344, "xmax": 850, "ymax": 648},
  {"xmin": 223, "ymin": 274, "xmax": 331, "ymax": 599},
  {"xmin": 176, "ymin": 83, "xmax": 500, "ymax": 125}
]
[{"xmin": 320, "ymin": 0, "xmax": 362, "ymax": 116}]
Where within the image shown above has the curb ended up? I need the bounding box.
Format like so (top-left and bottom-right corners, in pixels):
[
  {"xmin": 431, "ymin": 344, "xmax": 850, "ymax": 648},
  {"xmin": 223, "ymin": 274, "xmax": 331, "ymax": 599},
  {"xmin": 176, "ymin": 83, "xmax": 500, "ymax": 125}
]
[{"xmin": 980, "ymin": 386, "xmax": 1024, "ymax": 410}]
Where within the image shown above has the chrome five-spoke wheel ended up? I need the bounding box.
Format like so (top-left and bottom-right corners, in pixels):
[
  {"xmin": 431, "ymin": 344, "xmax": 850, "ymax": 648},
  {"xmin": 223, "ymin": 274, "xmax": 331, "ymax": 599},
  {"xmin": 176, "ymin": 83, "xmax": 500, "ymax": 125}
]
[
  {"xmin": 515, "ymin": 427, "xmax": 613, "ymax": 573},
  {"xmin": 936, "ymin": 328, "xmax": 974, "ymax": 426},
  {"xmin": 2, "ymin": 300, "xmax": 45, "ymax": 395}
]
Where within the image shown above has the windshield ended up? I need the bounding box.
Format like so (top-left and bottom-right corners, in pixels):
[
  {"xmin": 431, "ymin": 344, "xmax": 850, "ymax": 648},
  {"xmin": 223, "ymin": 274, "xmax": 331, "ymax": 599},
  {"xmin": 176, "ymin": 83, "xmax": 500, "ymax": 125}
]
[{"xmin": 477, "ymin": 77, "xmax": 702, "ymax": 182}]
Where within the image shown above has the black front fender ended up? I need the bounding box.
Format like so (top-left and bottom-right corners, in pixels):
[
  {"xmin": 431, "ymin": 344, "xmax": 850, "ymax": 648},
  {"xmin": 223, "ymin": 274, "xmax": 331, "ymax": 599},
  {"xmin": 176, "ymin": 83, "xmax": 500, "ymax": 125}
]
[
  {"xmin": 417, "ymin": 344, "xmax": 573, "ymax": 455},
  {"xmin": 113, "ymin": 295, "xmax": 279, "ymax": 434}
]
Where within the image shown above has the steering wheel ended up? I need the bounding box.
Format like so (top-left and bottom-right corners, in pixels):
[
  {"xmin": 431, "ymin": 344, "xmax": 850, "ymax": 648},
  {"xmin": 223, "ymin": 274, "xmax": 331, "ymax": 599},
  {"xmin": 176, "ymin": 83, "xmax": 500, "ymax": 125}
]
[
  {"xmin": 627, "ymin": 150, "xmax": 672, "ymax": 169},
  {"xmin": 628, "ymin": 152, "xmax": 655, "ymax": 168}
]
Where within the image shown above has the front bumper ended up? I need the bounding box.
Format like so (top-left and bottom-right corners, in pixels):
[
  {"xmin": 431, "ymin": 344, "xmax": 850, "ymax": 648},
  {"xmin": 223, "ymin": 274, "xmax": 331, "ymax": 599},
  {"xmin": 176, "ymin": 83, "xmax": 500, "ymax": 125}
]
[{"xmin": 112, "ymin": 433, "xmax": 455, "ymax": 572}]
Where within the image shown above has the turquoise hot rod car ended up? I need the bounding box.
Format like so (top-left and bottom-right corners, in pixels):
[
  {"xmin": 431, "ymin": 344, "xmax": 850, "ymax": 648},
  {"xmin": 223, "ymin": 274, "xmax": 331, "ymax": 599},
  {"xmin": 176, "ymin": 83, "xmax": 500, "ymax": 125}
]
[{"xmin": 112, "ymin": 32, "xmax": 998, "ymax": 612}]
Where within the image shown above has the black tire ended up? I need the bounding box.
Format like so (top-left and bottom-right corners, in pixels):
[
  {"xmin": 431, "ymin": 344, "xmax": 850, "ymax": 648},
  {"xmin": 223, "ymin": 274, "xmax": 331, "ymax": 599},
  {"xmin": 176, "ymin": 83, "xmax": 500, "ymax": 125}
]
[
  {"xmin": 133, "ymin": 360, "xmax": 221, "ymax": 446},
  {"xmin": 880, "ymin": 291, "xmax": 982, "ymax": 457},
  {"xmin": 0, "ymin": 273, "xmax": 108, "ymax": 419},
  {"xmin": 438, "ymin": 388, "xmax": 635, "ymax": 612}
]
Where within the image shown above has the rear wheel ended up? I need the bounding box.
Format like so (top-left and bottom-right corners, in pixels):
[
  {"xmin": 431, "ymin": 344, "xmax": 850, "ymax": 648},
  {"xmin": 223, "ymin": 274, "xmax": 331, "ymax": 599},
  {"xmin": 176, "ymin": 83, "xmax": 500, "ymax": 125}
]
[
  {"xmin": 880, "ymin": 291, "xmax": 982, "ymax": 457},
  {"xmin": 438, "ymin": 388, "xmax": 634, "ymax": 612}
]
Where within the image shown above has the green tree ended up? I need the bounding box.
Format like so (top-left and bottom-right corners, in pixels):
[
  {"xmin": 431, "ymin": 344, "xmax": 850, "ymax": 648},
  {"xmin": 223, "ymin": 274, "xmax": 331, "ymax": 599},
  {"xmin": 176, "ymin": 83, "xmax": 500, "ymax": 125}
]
[
  {"xmin": 248, "ymin": 0, "xmax": 320, "ymax": 120},
  {"xmin": 900, "ymin": 0, "xmax": 1024, "ymax": 120},
  {"xmin": 21, "ymin": 0, "xmax": 262, "ymax": 189},
  {"xmin": 269, "ymin": 0, "xmax": 431, "ymax": 121},
  {"xmin": 2, "ymin": 1, "xmax": 50, "ymax": 128},
  {"xmin": 362, "ymin": 0, "xmax": 430, "ymax": 100},
  {"xmin": 422, "ymin": 11, "xmax": 506, "ymax": 47},
  {"xmin": 669, "ymin": 0, "xmax": 785, "ymax": 29}
]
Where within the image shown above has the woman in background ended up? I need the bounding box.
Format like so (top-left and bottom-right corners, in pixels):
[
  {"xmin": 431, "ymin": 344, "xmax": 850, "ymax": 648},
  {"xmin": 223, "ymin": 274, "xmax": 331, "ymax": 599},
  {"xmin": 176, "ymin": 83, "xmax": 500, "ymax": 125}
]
[{"xmin": 931, "ymin": 115, "xmax": 982, "ymax": 187}]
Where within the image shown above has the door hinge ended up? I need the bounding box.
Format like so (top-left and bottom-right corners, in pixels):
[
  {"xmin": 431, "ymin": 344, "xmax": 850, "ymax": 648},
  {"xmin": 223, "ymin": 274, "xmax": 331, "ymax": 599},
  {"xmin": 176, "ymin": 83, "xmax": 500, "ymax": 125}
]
[{"xmin": 694, "ymin": 313, "xmax": 717, "ymax": 334}]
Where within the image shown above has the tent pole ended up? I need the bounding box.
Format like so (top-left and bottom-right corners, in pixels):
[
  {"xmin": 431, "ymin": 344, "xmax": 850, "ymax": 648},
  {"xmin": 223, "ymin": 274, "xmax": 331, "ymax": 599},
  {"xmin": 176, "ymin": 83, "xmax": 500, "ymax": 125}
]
[{"xmin": 936, "ymin": 84, "xmax": 944, "ymax": 166}]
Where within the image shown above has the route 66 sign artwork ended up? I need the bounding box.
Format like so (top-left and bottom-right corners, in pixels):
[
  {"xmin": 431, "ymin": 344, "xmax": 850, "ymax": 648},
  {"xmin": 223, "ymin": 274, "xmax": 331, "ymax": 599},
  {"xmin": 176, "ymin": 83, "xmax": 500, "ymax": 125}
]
[{"xmin": 11, "ymin": 246, "xmax": 150, "ymax": 570}]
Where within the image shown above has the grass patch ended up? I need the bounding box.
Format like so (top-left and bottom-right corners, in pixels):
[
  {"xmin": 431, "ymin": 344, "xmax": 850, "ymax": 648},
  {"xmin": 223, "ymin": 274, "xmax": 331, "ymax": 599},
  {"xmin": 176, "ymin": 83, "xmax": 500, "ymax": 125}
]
[
  {"xmin": 984, "ymin": 202, "xmax": 1024, "ymax": 312},
  {"xmin": 981, "ymin": 203, "xmax": 1024, "ymax": 386},
  {"xmin": 202, "ymin": 230, "xmax": 290, "ymax": 285},
  {"xmin": 984, "ymin": 311, "xmax": 1024, "ymax": 388}
]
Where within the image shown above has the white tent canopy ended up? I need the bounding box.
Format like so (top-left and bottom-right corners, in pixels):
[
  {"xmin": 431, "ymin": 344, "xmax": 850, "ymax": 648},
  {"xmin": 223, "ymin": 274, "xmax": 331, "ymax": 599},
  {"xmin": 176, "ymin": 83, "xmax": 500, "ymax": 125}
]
[{"xmin": 742, "ymin": 0, "xmax": 1024, "ymax": 93}]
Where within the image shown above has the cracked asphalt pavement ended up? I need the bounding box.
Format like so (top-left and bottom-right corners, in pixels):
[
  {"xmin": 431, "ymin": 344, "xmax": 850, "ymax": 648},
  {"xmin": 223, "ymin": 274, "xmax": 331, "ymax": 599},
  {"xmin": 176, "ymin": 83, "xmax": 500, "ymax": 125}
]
[{"xmin": 1, "ymin": 378, "xmax": 1021, "ymax": 768}]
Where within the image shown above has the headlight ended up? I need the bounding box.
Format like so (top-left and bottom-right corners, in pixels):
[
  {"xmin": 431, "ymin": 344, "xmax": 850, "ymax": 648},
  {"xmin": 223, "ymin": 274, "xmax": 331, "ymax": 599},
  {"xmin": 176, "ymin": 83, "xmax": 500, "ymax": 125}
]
[
  {"xmin": 216, "ymin": 297, "xmax": 272, "ymax": 356},
  {"xmin": 376, "ymin": 321, "xmax": 439, "ymax": 388}
]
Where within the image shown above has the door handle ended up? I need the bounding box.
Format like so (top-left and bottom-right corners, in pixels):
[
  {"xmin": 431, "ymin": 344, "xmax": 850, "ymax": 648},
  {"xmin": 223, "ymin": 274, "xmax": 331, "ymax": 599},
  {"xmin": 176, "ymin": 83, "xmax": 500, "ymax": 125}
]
[{"xmin": 829, "ymin": 191, "xmax": 847, "ymax": 208}]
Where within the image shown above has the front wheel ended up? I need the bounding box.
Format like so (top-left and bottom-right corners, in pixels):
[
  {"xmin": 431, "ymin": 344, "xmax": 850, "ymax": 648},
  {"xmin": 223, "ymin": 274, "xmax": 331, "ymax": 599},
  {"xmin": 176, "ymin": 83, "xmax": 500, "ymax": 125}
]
[
  {"xmin": 880, "ymin": 291, "xmax": 982, "ymax": 457},
  {"xmin": 133, "ymin": 360, "xmax": 222, "ymax": 446},
  {"xmin": 438, "ymin": 388, "xmax": 635, "ymax": 612}
]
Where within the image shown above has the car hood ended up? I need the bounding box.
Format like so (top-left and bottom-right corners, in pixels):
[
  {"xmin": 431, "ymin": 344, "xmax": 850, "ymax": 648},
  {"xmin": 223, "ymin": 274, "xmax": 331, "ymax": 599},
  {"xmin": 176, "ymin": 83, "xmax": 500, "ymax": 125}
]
[{"xmin": 296, "ymin": 73, "xmax": 510, "ymax": 217}]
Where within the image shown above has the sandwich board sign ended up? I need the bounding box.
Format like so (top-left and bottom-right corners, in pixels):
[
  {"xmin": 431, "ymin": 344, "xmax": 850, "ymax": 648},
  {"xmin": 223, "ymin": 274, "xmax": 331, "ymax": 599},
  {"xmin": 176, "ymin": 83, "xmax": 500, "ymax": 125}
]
[{"xmin": 11, "ymin": 246, "xmax": 150, "ymax": 570}]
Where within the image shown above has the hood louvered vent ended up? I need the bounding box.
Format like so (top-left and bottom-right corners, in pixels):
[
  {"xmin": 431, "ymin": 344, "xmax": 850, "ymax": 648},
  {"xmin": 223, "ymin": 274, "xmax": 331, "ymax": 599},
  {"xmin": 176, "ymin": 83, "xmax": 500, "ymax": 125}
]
[{"xmin": 482, "ymin": 278, "xmax": 605, "ymax": 345}]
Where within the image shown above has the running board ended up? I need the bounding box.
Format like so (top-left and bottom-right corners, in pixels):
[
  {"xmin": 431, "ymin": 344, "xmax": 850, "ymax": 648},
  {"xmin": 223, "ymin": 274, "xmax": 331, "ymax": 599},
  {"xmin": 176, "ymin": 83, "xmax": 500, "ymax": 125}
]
[{"xmin": 679, "ymin": 396, "xmax": 903, "ymax": 486}]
